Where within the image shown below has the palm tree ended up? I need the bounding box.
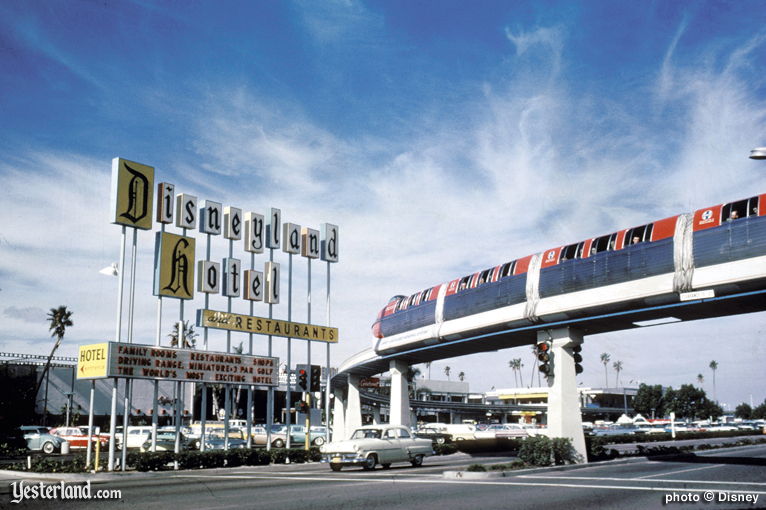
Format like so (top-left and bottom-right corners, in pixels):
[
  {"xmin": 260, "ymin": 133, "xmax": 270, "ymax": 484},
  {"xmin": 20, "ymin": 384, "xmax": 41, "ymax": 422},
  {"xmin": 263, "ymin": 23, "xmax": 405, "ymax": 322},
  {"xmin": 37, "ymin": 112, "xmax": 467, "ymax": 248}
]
[
  {"xmin": 406, "ymin": 366, "xmax": 422, "ymax": 397},
  {"xmin": 169, "ymin": 320, "xmax": 198, "ymax": 348},
  {"xmin": 458, "ymin": 371, "xmax": 465, "ymax": 382},
  {"xmin": 600, "ymin": 353, "xmax": 610, "ymax": 388},
  {"xmin": 696, "ymin": 373, "xmax": 704, "ymax": 386},
  {"xmin": 37, "ymin": 306, "xmax": 73, "ymax": 425},
  {"xmin": 612, "ymin": 361, "xmax": 623, "ymax": 387},
  {"xmin": 444, "ymin": 366, "xmax": 451, "ymax": 381},
  {"xmin": 709, "ymin": 360, "xmax": 718, "ymax": 402},
  {"xmin": 425, "ymin": 362, "xmax": 432, "ymax": 380},
  {"xmin": 508, "ymin": 359, "xmax": 519, "ymax": 387}
]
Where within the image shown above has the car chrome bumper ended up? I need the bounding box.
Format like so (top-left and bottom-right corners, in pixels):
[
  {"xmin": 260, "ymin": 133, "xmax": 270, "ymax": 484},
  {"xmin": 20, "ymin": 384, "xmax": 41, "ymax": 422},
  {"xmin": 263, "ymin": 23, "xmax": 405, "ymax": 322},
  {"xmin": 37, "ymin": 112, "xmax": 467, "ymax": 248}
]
[{"xmin": 321, "ymin": 453, "xmax": 365, "ymax": 465}]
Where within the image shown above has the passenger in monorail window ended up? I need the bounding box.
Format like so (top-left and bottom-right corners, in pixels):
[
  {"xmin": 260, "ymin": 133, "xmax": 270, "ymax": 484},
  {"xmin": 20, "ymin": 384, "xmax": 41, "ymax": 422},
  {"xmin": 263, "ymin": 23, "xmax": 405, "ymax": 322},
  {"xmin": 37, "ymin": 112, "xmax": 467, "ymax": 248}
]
[
  {"xmin": 728, "ymin": 210, "xmax": 739, "ymax": 221},
  {"xmin": 632, "ymin": 236, "xmax": 641, "ymax": 245}
]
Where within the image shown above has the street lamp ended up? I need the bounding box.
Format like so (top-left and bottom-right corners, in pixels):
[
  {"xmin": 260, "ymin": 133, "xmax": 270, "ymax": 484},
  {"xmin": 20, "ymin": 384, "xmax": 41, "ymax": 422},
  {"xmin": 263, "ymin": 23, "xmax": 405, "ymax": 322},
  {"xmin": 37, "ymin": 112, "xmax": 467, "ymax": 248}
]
[{"xmin": 749, "ymin": 147, "xmax": 766, "ymax": 160}]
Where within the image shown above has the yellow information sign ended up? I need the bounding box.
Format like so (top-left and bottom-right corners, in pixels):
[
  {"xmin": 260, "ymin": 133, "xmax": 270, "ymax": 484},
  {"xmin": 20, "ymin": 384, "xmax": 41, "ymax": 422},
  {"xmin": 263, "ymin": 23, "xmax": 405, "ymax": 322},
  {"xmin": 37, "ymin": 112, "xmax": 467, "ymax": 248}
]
[
  {"xmin": 76, "ymin": 343, "xmax": 110, "ymax": 379},
  {"xmin": 197, "ymin": 309, "xmax": 339, "ymax": 343},
  {"xmin": 110, "ymin": 158, "xmax": 155, "ymax": 230}
]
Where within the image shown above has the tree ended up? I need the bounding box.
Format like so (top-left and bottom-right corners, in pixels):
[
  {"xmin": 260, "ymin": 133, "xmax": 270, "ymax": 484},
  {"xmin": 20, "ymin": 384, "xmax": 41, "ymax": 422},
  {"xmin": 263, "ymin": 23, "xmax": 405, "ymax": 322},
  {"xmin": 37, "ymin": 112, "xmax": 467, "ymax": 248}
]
[
  {"xmin": 36, "ymin": 306, "xmax": 73, "ymax": 425},
  {"xmin": 508, "ymin": 359, "xmax": 523, "ymax": 387},
  {"xmin": 600, "ymin": 353, "xmax": 610, "ymax": 387},
  {"xmin": 709, "ymin": 360, "xmax": 718, "ymax": 402},
  {"xmin": 666, "ymin": 384, "xmax": 713, "ymax": 420},
  {"xmin": 734, "ymin": 403, "xmax": 752, "ymax": 419},
  {"xmin": 696, "ymin": 373, "xmax": 704, "ymax": 385},
  {"xmin": 753, "ymin": 400, "xmax": 766, "ymax": 420},
  {"xmin": 458, "ymin": 371, "xmax": 465, "ymax": 382},
  {"xmin": 633, "ymin": 384, "xmax": 666, "ymax": 418},
  {"xmin": 406, "ymin": 366, "xmax": 422, "ymax": 397},
  {"xmin": 169, "ymin": 320, "xmax": 198, "ymax": 348},
  {"xmin": 444, "ymin": 366, "xmax": 451, "ymax": 380},
  {"xmin": 425, "ymin": 362, "xmax": 432, "ymax": 380},
  {"xmin": 612, "ymin": 361, "xmax": 623, "ymax": 387}
]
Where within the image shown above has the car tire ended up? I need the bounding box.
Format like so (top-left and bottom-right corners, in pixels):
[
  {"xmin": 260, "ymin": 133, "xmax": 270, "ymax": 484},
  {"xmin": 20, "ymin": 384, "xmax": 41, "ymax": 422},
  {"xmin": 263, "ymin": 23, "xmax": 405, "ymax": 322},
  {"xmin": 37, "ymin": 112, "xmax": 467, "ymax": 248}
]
[
  {"xmin": 273, "ymin": 438, "xmax": 285, "ymax": 448},
  {"xmin": 330, "ymin": 464, "xmax": 342, "ymax": 472},
  {"xmin": 381, "ymin": 463, "xmax": 391, "ymax": 469},
  {"xmin": 411, "ymin": 454, "xmax": 424, "ymax": 467},
  {"xmin": 42, "ymin": 442, "xmax": 55, "ymax": 455},
  {"xmin": 312, "ymin": 437, "xmax": 325, "ymax": 446},
  {"xmin": 436, "ymin": 437, "xmax": 446, "ymax": 445},
  {"xmin": 362, "ymin": 454, "xmax": 377, "ymax": 471}
]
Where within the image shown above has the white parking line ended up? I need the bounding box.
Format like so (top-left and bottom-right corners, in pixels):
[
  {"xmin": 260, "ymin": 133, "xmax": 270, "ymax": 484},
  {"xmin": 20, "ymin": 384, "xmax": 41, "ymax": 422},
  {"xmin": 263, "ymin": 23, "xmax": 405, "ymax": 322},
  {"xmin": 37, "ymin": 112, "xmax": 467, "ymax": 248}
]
[
  {"xmin": 518, "ymin": 474, "xmax": 766, "ymax": 487},
  {"xmin": 637, "ymin": 464, "xmax": 722, "ymax": 479},
  {"xmin": 170, "ymin": 474, "xmax": 766, "ymax": 495}
]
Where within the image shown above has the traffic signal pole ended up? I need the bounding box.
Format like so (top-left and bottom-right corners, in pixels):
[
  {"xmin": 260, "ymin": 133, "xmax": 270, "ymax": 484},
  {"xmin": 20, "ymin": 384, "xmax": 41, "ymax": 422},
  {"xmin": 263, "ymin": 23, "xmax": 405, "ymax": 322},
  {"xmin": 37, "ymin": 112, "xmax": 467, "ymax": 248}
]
[{"xmin": 539, "ymin": 328, "xmax": 587, "ymax": 463}]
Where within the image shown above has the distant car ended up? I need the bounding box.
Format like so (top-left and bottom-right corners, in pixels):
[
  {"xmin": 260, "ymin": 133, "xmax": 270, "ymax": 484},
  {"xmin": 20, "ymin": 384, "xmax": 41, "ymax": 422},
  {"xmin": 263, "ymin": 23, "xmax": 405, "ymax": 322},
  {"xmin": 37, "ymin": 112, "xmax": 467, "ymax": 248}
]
[
  {"xmin": 114, "ymin": 426, "xmax": 153, "ymax": 449},
  {"xmin": 474, "ymin": 424, "xmax": 529, "ymax": 440},
  {"xmin": 19, "ymin": 426, "xmax": 65, "ymax": 454},
  {"xmin": 415, "ymin": 426, "xmax": 452, "ymax": 445},
  {"xmin": 50, "ymin": 427, "xmax": 108, "ymax": 448},
  {"xmin": 250, "ymin": 425, "xmax": 287, "ymax": 448},
  {"xmin": 285, "ymin": 425, "xmax": 327, "ymax": 447},
  {"xmin": 201, "ymin": 431, "xmax": 247, "ymax": 450},
  {"xmin": 320, "ymin": 425, "xmax": 433, "ymax": 471},
  {"xmin": 140, "ymin": 429, "xmax": 196, "ymax": 452}
]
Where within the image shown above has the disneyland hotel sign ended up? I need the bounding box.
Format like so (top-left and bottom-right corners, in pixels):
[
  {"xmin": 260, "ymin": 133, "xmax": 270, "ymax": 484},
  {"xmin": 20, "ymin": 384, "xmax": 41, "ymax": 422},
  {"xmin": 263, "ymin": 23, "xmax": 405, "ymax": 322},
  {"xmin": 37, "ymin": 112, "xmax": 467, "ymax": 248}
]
[{"xmin": 77, "ymin": 157, "xmax": 339, "ymax": 383}]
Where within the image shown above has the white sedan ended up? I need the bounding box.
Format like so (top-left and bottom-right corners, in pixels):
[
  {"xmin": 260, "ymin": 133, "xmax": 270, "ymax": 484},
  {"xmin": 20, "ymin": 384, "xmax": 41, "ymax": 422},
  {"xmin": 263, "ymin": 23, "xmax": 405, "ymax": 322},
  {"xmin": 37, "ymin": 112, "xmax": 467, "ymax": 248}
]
[{"xmin": 320, "ymin": 425, "xmax": 433, "ymax": 471}]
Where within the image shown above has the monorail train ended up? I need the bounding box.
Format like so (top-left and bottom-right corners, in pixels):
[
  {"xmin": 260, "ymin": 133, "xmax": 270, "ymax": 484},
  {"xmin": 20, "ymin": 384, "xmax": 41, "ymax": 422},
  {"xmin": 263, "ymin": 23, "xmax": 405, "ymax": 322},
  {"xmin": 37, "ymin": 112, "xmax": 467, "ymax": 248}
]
[{"xmin": 372, "ymin": 193, "xmax": 766, "ymax": 354}]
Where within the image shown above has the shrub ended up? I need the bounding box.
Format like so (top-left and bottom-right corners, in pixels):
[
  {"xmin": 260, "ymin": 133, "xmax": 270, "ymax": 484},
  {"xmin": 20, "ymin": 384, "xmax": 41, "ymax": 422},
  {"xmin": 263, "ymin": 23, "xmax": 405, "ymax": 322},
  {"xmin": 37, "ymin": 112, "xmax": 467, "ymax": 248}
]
[
  {"xmin": 434, "ymin": 443, "xmax": 458, "ymax": 456},
  {"xmin": 129, "ymin": 451, "xmax": 174, "ymax": 472},
  {"xmin": 519, "ymin": 436, "xmax": 578, "ymax": 466},
  {"xmin": 466, "ymin": 464, "xmax": 487, "ymax": 472}
]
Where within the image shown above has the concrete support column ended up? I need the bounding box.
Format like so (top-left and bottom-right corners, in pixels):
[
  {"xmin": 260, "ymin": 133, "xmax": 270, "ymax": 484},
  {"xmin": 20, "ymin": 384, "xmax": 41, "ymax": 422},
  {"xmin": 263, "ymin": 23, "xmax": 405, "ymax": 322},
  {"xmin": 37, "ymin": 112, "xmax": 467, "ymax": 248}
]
[
  {"xmin": 372, "ymin": 407, "xmax": 382, "ymax": 424},
  {"xmin": 389, "ymin": 360, "xmax": 411, "ymax": 427},
  {"xmin": 346, "ymin": 374, "xmax": 363, "ymax": 437},
  {"xmin": 540, "ymin": 327, "xmax": 587, "ymax": 464},
  {"xmin": 331, "ymin": 387, "xmax": 346, "ymax": 442}
]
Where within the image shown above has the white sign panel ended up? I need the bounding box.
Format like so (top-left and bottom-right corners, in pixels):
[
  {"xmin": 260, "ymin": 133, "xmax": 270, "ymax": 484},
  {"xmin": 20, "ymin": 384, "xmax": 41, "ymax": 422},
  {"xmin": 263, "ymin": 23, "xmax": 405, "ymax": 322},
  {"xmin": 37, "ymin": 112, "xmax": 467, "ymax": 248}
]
[
  {"xmin": 265, "ymin": 261, "xmax": 280, "ymax": 304},
  {"xmin": 223, "ymin": 257, "xmax": 241, "ymax": 298},
  {"xmin": 176, "ymin": 193, "xmax": 198, "ymax": 230},
  {"xmin": 199, "ymin": 200, "xmax": 222, "ymax": 235},
  {"xmin": 283, "ymin": 223, "xmax": 301, "ymax": 254},
  {"xmin": 244, "ymin": 270, "xmax": 264, "ymax": 301},
  {"xmin": 224, "ymin": 206, "xmax": 242, "ymax": 241},
  {"xmin": 197, "ymin": 260, "xmax": 220, "ymax": 294},
  {"xmin": 321, "ymin": 223, "xmax": 339, "ymax": 263},
  {"xmin": 301, "ymin": 227, "xmax": 320, "ymax": 259},
  {"xmin": 266, "ymin": 207, "xmax": 281, "ymax": 249},
  {"xmin": 156, "ymin": 182, "xmax": 174, "ymax": 224},
  {"xmin": 244, "ymin": 212, "xmax": 264, "ymax": 254}
]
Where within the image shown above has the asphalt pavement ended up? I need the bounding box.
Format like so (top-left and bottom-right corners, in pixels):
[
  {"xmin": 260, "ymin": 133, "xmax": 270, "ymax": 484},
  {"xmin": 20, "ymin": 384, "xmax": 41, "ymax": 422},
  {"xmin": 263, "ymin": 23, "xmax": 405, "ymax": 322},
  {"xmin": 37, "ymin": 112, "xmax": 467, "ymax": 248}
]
[{"xmin": 1, "ymin": 445, "xmax": 764, "ymax": 509}]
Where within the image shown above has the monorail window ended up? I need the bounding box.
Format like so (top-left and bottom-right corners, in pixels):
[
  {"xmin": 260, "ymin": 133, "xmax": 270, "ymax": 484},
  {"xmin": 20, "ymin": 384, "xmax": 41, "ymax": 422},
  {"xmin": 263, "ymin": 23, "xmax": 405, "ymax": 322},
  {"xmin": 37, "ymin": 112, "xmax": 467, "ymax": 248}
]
[
  {"xmin": 560, "ymin": 242, "xmax": 585, "ymax": 261},
  {"xmin": 499, "ymin": 261, "xmax": 516, "ymax": 278},
  {"xmin": 626, "ymin": 224, "xmax": 653, "ymax": 245},
  {"xmin": 457, "ymin": 275, "xmax": 471, "ymax": 291},
  {"xmin": 422, "ymin": 288, "xmax": 433, "ymax": 301},
  {"xmin": 723, "ymin": 199, "xmax": 749, "ymax": 221},
  {"xmin": 478, "ymin": 269, "xmax": 491, "ymax": 285},
  {"xmin": 397, "ymin": 298, "xmax": 409, "ymax": 311},
  {"xmin": 591, "ymin": 233, "xmax": 616, "ymax": 254},
  {"xmin": 749, "ymin": 196, "xmax": 760, "ymax": 217}
]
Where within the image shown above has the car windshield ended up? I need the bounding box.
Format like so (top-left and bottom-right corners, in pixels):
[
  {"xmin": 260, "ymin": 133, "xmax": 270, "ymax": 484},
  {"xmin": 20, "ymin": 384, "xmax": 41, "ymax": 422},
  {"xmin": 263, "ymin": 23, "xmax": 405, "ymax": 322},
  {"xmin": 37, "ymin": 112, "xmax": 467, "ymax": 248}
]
[{"xmin": 351, "ymin": 429, "xmax": 382, "ymax": 439}]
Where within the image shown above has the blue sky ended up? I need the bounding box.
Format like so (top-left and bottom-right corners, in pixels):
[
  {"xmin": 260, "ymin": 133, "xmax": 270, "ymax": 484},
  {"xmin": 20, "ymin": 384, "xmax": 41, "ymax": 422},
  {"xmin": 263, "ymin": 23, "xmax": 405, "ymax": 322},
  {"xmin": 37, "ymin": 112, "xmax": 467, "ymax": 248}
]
[{"xmin": 1, "ymin": 1, "xmax": 765, "ymax": 410}]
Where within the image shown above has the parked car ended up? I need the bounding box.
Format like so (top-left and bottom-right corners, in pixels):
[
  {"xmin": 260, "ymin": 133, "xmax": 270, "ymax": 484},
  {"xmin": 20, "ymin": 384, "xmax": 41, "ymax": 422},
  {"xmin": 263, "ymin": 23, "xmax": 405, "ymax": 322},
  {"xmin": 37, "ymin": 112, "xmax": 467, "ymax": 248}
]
[
  {"xmin": 49, "ymin": 426, "xmax": 108, "ymax": 448},
  {"xmin": 114, "ymin": 426, "xmax": 153, "ymax": 449},
  {"xmin": 200, "ymin": 430, "xmax": 247, "ymax": 450},
  {"xmin": 250, "ymin": 425, "xmax": 288, "ymax": 448},
  {"xmin": 474, "ymin": 423, "xmax": 529, "ymax": 440},
  {"xmin": 320, "ymin": 424, "xmax": 433, "ymax": 471},
  {"xmin": 140, "ymin": 429, "xmax": 196, "ymax": 452},
  {"xmin": 19, "ymin": 426, "xmax": 65, "ymax": 454},
  {"xmin": 415, "ymin": 425, "xmax": 452, "ymax": 445},
  {"xmin": 284, "ymin": 425, "xmax": 327, "ymax": 446}
]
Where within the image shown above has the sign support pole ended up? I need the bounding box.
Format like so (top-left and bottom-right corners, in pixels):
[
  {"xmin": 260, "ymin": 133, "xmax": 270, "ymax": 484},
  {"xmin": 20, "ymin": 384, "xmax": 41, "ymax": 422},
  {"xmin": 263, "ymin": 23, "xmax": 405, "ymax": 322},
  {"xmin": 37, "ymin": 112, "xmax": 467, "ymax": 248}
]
[
  {"xmin": 108, "ymin": 225, "xmax": 126, "ymax": 472},
  {"xmin": 306, "ymin": 257, "xmax": 311, "ymax": 434},
  {"xmin": 224, "ymin": 239, "xmax": 233, "ymax": 451},
  {"xmin": 246, "ymin": 251, "xmax": 254, "ymax": 448},
  {"xmin": 201, "ymin": 232, "xmax": 211, "ymax": 451},
  {"xmin": 325, "ymin": 261, "xmax": 331, "ymax": 443},
  {"xmin": 152, "ymin": 224, "xmax": 164, "ymax": 453},
  {"xmin": 121, "ymin": 227, "xmax": 138, "ymax": 471},
  {"xmin": 285, "ymin": 253, "xmax": 293, "ymax": 449},
  {"xmin": 86, "ymin": 380, "xmax": 95, "ymax": 469}
]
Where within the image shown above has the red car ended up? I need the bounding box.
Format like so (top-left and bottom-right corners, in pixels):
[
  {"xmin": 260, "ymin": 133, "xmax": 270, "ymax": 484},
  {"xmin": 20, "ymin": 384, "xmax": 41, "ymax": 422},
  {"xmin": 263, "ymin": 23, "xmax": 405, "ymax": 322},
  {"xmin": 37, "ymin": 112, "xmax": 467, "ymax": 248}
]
[{"xmin": 49, "ymin": 426, "xmax": 109, "ymax": 448}]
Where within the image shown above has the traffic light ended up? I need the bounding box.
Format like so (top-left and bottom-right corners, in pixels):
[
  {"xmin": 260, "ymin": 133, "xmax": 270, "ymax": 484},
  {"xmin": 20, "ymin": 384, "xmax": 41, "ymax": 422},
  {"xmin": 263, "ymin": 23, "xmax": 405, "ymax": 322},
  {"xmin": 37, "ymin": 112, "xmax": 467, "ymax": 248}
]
[
  {"xmin": 296, "ymin": 364, "xmax": 309, "ymax": 392},
  {"xmin": 309, "ymin": 364, "xmax": 321, "ymax": 392},
  {"xmin": 295, "ymin": 400, "xmax": 309, "ymax": 413},
  {"xmin": 536, "ymin": 339, "xmax": 553, "ymax": 377},
  {"xmin": 572, "ymin": 344, "xmax": 583, "ymax": 375}
]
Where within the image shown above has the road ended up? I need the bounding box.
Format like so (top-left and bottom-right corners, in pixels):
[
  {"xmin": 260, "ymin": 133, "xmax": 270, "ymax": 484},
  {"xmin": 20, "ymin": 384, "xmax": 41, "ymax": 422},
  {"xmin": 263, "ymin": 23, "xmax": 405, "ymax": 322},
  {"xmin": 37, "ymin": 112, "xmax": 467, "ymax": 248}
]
[{"xmin": 1, "ymin": 445, "xmax": 764, "ymax": 509}]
